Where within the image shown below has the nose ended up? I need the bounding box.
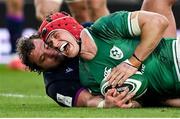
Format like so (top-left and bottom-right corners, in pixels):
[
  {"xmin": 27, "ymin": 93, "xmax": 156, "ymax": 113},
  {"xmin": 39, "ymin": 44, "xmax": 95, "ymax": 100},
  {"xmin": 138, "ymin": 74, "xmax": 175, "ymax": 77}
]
[
  {"xmin": 44, "ymin": 48, "xmax": 58, "ymax": 57},
  {"xmin": 44, "ymin": 44, "xmax": 50, "ymax": 49},
  {"xmin": 49, "ymin": 38, "xmax": 63, "ymax": 53},
  {"xmin": 48, "ymin": 37, "xmax": 59, "ymax": 49}
]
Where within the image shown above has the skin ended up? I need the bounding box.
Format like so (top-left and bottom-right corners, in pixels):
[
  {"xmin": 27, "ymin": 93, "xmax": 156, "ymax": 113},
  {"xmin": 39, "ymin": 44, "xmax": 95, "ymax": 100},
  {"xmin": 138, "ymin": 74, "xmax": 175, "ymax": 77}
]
[
  {"xmin": 141, "ymin": 0, "xmax": 176, "ymax": 38},
  {"xmin": 77, "ymin": 88, "xmax": 137, "ymax": 108},
  {"xmin": 29, "ymin": 39, "xmax": 64, "ymax": 70},
  {"xmin": 46, "ymin": 29, "xmax": 80, "ymax": 58}
]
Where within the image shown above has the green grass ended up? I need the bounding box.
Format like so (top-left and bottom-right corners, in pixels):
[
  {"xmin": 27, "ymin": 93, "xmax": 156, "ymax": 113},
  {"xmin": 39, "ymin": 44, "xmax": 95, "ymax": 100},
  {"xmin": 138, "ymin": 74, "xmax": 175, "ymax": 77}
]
[{"xmin": 0, "ymin": 64, "xmax": 180, "ymax": 117}]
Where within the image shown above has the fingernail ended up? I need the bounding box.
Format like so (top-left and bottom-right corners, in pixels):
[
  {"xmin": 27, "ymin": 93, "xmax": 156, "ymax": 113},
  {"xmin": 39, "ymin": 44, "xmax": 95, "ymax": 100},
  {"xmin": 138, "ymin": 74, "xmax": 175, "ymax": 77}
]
[
  {"xmin": 112, "ymin": 81, "xmax": 115, "ymax": 86},
  {"xmin": 125, "ymin": 87, "xmax": 129, "ymax": 91}
]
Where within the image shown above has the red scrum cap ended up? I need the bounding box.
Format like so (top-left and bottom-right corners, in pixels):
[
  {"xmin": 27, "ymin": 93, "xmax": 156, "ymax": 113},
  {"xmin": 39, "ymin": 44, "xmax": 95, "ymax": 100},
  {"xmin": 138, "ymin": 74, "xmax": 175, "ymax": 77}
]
[{"xmin": 38, "ymin": 12, "xmax": 83, "ymax": 42}]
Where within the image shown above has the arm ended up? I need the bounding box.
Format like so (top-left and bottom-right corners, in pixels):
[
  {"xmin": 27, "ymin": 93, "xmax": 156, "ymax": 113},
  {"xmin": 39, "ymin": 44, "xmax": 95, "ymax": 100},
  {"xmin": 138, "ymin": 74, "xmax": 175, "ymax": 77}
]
[
  {"xmin": 108, "ymin": 11, "xmax": 169, "ymax": 86},
  {"xmin": 161, "ymin": 98, "xmax": 180, "ymax": 107},
  {"xmin": 129, "ymin": 11, "xmax": 169, "ymax": 67},
  {"xmin": 76, "ymin": 88, "xmax": 141, "ymax": 108},
  {"xmin": 45, "ymin": 78, "xmax": 139, "ymax": 108}
]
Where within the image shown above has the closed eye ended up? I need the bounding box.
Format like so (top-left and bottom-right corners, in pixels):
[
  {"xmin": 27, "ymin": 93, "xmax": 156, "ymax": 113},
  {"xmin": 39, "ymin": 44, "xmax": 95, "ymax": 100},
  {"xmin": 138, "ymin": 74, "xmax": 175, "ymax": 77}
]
[
  {"xmin": 39, "ymin": 54, "xmax": 45, "ymax": 64},
  {"xmin": 46, "ymin": 40, "xmax": 53, "ymax": 48}
]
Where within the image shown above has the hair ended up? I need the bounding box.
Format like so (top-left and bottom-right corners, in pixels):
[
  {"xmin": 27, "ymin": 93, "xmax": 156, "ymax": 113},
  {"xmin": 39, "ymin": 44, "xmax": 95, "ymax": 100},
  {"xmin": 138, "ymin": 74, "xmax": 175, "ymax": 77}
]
[{"xmin": 16, "ymin": 34, "xmax": 43, "ymax": 74}]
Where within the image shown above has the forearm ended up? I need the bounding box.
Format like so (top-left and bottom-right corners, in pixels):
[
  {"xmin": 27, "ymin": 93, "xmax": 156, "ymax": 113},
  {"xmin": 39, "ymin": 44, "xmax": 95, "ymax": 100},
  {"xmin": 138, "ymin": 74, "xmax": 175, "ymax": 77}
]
[
  {"xmin": 161, "ymin": 98, "xmax": 180, "ymax": 107},
  {"xmin": 75, "ymin": 89, "xmax": 104, "ymax": 107},
  {"xmin": 76, "ymin": 89, "xmax": 136, "ymax": 108}
]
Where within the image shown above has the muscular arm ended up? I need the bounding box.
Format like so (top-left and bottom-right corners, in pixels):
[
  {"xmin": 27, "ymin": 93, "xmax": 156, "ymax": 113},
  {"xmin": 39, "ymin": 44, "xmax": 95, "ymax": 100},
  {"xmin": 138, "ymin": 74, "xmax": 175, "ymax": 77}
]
[
  {"xmin": 76, "ymin": 88, "xmax": 141, "ymax": 108},
  {"xmin": 161, "ymin": 98, "xmax": 180, "ymax": 107},
  {"xmin": 76, "ymin": 89, "xmax": 104, "ymax": 107},
  {"xmin": 108, "ymin": 11, "xmax": 169, "ymax": 86},
  {"xmin": 129, "ymin": 11, "xmax": 169, "ymax": 67}
]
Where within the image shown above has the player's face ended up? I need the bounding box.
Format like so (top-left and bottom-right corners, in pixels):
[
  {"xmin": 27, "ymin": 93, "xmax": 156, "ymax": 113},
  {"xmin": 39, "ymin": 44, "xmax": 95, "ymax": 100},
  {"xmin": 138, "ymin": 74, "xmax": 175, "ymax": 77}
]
[
  {"xmin": 29, "ymin": 39, "xmax": 65, "ymax": 70},
  {"xmin": 45, "ymin": 29, "xmax": 80, "ymax": 58}
]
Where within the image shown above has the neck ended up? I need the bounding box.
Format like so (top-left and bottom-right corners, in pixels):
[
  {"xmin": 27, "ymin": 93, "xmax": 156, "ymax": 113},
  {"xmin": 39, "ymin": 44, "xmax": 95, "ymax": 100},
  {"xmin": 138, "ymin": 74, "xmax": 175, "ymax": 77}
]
[
  {"xmin": 79, "ymin": 29, "xmax": 97, "ymax": 60},
  {"xmin": 77, "ymin": 39, "xmax": 82, "ymax": 55}
]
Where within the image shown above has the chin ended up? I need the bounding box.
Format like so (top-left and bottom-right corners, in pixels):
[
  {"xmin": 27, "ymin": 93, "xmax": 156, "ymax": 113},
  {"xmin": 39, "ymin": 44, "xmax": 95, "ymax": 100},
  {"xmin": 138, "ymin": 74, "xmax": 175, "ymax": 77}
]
[
  {"xmin": 68, "ymin": 49, "xmax": 79, "ymax": 58},
  {"xmin": 68, "ymin": 53, "xmax": 79, "ymax": 58}
]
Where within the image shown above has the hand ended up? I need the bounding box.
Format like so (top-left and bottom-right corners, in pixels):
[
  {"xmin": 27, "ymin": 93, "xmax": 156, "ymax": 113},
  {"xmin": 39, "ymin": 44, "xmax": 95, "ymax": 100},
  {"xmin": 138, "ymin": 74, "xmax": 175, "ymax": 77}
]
[
  {"xmin": 107, "ymin": 62, "xmax": 138, "ymax": 87},
  {"xmin": 104, "ymin": 88, "xmax": 136, "ymax": 108}
]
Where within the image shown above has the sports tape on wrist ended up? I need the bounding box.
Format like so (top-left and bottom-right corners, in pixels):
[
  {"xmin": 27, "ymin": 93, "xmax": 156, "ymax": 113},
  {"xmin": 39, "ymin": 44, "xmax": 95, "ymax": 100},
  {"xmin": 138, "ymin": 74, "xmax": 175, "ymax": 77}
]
[{"xmin": 97, "ymin": 100, "xmax": 105, "ymax": 108}]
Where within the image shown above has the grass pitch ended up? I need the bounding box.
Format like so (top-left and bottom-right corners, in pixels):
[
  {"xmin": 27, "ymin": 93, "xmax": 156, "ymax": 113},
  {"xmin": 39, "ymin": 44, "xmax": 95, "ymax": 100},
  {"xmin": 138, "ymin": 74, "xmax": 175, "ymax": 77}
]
[{"xmin": 0, "ymin": 64, "xmax": 180, "ymax": 118}]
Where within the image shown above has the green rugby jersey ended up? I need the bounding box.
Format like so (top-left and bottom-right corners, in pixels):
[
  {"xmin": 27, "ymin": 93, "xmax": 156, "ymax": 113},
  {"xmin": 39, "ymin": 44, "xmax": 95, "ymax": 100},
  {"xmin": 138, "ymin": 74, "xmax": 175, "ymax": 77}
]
[{"xmin": 79, "ymin": 11, "xmax": 179, "ymax": 98}]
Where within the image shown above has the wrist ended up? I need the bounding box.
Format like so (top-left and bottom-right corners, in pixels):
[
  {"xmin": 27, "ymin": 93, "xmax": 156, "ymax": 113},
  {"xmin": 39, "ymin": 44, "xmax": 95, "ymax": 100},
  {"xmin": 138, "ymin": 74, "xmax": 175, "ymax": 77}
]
[
  {"xmin": 97, "ymin": 100, "xmax": 105, "ymax": 108},
  {"xmin": 124, "ymin": 58, "xmax": 141, "ymax": 69},
  {"xmin": 132, "ymin": 53, "xmax": 143, "ymax": 63},
  {"xmin": 129, "ymin": 56, "xmax": 142, "ymax": 68}
]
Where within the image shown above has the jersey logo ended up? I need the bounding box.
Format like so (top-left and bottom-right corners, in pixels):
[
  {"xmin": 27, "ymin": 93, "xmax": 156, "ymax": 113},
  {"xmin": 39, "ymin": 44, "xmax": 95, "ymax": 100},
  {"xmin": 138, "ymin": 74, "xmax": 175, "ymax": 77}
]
[
  {"xmin": 65, "ymin": 67, "xmax": 73, "ymax": 73},
  {"xmin": 104, "ymin": 67, "xmax": 112, "ymax": 78},
  {"xmin": 56, "ymin": 93, "xmax": 72, "ymax": 107},
  {"xmin": 110, "ymin": 46, "xmax": 123, "ymax": 60}
]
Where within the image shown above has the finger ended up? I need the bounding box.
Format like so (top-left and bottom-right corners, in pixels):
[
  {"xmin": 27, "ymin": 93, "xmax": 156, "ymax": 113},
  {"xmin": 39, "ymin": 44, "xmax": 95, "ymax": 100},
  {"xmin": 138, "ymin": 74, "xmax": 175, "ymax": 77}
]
[
  {"xmin": 107, "ymin": 68, "xmax": 116, "ymax": 80},
  {"xmin": 112, "ymin": 78, "xmax": 120, "ymax": 88},
  {"xmin": 112, "ymin": 72, "xmax": 125, "ymax": 87},
  {"xmin": 128, "ymin": 92, "xmax": 136, "ymax": 98},
  {"xmin": 118, "ymin": 74, "xmax": 129, "ymax": 86},
  {"xmin": 105, "ymin": 89, "xmax": 117, "ymax": 102},
  {"xmin": 113, "ymin": 72, "xmax": 125, "ymax": 87},
  {"xmin": 120, "ymin": 102, "xmax": 133, "ymax": 108},
  {"xmin": 107, "ymin": 67, "xmax": 120, "ymax": 81},
  {"xmin": 108, "ymin": 70, "xmax": 121, "ymax": 85},
  {"xmin": 116, "ymin": 88, "xmax": 129, "ymax": 99},
  {"xmin": 112, "ymin": 88, "xmax": 118, "ymax": 97},
  {"xmin": 105, "ymin": 88, "xmax": 115, "ymax": 97},
  {"xmin": 120, "ymin": 92, "xmax": 135, "ymax": 105}
]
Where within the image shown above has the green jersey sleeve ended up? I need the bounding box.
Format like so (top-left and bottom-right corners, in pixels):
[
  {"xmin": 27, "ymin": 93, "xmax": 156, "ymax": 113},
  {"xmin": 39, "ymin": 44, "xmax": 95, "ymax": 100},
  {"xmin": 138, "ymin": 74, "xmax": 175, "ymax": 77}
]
[{"xmin": 90, "ymin": 11, "xmax": 133, "ymax": 39}]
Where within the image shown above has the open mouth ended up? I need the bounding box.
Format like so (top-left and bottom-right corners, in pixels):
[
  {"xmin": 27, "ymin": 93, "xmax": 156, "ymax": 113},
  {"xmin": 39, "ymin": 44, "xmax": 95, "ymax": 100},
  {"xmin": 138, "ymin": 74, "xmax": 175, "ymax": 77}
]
[{"xmin": 59, "ymin": 42, "xmax": 68, "ymax": 52}]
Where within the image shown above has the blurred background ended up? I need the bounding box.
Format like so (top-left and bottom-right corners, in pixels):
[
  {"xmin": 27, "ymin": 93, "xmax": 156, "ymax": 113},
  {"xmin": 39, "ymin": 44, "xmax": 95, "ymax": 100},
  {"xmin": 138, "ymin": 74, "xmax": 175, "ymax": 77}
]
[{"xmin": 0, "ymin": 0, "xmax": 180, "ymax": 64}]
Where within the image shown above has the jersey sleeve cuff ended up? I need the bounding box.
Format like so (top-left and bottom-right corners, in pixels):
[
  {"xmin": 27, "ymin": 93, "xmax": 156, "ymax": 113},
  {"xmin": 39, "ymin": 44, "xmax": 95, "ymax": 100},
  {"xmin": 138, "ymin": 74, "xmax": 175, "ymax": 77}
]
[{"xmin": 73, "ymin": 88, "xmax": 86, "ymax": 106}]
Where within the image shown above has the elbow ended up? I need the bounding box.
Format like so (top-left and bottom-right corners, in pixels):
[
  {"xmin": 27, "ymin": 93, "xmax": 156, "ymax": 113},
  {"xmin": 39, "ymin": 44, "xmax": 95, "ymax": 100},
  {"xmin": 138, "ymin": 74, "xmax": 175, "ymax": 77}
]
[
  {"xmin": 152, "ymin": 14, "xmax": 169, "ymax": 32},
  {"xmin": 158, "ymin": 15, "xmax": 169, "ymax": 30}
]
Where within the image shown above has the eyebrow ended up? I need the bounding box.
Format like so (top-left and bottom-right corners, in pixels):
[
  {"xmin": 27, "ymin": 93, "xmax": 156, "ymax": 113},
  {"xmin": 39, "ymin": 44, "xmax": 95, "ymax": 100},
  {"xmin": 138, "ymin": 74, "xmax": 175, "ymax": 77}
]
[{"xmin": 46, "ymin": 31, "xmax": 56, "ymax": 44}]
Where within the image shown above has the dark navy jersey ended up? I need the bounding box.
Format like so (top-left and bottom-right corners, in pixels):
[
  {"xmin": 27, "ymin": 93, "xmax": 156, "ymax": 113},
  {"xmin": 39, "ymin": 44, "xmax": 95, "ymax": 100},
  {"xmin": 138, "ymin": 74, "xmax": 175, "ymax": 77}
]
[{"xmin": 43, "ymin": 57, "xmax": 85, "ymax": 107}]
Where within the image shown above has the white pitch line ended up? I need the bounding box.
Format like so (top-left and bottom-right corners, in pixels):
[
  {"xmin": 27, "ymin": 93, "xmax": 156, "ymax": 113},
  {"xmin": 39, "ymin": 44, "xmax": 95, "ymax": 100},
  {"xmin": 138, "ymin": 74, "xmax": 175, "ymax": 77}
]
[{"xmin": 0, "ymin": 93, "xmax": 47, "ymax": 98}]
